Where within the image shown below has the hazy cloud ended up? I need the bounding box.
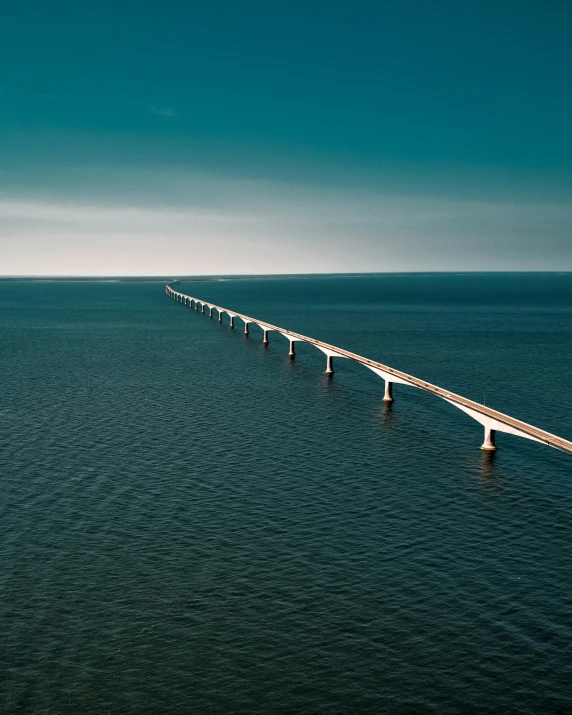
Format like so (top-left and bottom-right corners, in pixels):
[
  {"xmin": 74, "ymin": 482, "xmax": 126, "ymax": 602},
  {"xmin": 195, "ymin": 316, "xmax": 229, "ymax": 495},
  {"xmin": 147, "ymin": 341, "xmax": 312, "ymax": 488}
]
[
  {"xmin": 2, "ymin": 171, "xmax": 571, "ymax": 275},
  {"xmin": 147, "ymin": 105, "xmax": 177, "ymax": 118}
]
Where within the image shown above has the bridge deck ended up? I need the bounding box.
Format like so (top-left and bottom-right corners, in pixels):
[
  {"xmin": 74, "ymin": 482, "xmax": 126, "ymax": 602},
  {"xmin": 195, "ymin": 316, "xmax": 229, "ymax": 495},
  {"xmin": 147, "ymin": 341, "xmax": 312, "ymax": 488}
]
[{"xmin": 168, "ymin": 286, "xmax": 572, "ymax": 456}]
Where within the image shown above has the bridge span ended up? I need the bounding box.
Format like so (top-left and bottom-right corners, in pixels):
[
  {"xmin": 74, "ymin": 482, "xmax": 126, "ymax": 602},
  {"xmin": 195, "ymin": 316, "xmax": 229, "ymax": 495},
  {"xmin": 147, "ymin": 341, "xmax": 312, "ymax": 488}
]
[{"xmin": 166, "ymin": 283, "xmax": 572, "ymax": 457}]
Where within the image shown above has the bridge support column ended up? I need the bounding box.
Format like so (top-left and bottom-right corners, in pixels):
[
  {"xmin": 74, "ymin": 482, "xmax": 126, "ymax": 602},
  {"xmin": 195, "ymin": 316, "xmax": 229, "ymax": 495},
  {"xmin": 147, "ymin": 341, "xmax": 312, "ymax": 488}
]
[
  {"xmin": 244, "ymin": 323, "xmax": 249, "ymax": 335},
  {"xmin": 481, "ymin": 427, "xmax": 497, "ymax": 451},
  {"xmin": 195, "ymin": 303, "xmax": 198, "ymax": 311},
  {"xmin": 289, "ymin": 340, "xmax": 295, "ymax": 357},
  {"xmin": 218, "ymin": 311, "xmax": 222, "ymax": 323},
  {"xmin": 209, "ymin": 307, "xmax": 213, "ymax": 318},
  {"xmin": 325, "ymin": 355, "xmax": 334, "ymax": 374},
  {"xmin": 201, "ymin": 305, "xmax": 205, "ymax": 314},
  {"xmin": 263, "ymin": 330, "xmax": 269, "ymax": 345},
  {"xmin": 229, "ymin": 316, "xmax": 235, "ymax": 329},
  {"xmin": 383, "ymin": 381, "xmax": 394, "ymax": 402}
]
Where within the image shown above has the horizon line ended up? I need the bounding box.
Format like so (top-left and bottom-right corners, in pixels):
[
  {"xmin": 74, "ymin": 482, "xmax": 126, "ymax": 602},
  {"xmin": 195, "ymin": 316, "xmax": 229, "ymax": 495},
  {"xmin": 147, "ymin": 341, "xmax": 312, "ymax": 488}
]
[{"xmin": 1, "ymin": 270, "xmax": 571, "ymax": 280}]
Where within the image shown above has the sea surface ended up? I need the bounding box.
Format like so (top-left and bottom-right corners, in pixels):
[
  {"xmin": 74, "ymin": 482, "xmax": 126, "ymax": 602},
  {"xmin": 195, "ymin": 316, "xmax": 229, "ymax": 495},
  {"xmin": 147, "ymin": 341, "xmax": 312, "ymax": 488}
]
[{"xmin": 1, "ymin": 273, "xmax": 571, "ymax": 714}]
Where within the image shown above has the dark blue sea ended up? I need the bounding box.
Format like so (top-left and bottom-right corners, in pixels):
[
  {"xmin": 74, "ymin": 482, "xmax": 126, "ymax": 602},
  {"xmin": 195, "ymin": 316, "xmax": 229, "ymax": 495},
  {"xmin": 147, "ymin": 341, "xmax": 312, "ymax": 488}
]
[{"xmin": 1, "ymin": 273, "xmax": 571, "ymax": 714}]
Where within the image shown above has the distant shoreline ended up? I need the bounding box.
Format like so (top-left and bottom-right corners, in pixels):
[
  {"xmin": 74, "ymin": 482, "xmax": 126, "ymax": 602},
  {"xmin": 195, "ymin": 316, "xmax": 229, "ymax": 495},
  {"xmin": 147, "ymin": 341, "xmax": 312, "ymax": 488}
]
[{"xmin": 1, "ymin": 270, "xmax": 571, "ymax": 283}]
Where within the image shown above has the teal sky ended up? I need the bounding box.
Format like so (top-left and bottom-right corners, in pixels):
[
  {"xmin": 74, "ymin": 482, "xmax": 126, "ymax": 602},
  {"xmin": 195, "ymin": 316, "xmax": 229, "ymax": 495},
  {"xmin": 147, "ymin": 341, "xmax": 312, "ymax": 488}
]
[{"xmin": 1, "ymin": 0, "xmax": 571, "ymax": 274}]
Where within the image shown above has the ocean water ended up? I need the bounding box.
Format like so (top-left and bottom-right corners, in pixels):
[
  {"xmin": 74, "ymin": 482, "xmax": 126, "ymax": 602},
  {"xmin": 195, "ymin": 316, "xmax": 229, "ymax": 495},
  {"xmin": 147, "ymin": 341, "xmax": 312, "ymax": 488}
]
[{"xmin": 1, "ymin": 273, "xmax": 571, "ymax": 714}]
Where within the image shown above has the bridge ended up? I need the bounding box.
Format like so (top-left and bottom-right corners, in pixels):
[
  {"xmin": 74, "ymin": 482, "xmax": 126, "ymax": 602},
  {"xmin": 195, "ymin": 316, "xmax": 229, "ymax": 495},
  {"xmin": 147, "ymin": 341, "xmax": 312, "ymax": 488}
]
[{"xmin": 166, "ymin": 283, "xmax": 572, "ymax": 457}]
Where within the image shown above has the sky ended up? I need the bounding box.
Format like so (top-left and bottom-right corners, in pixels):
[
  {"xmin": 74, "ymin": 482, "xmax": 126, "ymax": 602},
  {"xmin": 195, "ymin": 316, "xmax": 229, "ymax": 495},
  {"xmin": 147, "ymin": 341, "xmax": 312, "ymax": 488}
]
[{"xmin": 1, "ymin": 0, "xmax": 571, "ymax": 275}]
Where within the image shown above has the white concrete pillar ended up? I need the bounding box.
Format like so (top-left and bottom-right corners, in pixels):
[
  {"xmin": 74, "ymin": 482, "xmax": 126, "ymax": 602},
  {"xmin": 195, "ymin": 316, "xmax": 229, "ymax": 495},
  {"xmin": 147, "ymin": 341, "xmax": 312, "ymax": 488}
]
[
  {"xmin": 289, "ymin": 340, "xmax": 295, "ymax": 357},
  {"xmin": 218, "ymin": 311, "xmax": 222, "ymax": 323},
  {"xmin": 229, "ymin": 316, "xmax": 235, "ymax": 328},
  {"xmin": 209, "ymin": 307, "xmax": 213, "ymax": 317},
  {"xmin": 325, "ymin": 355, "xmax": 334, "ymax": 374},
  {"xmin": 244, "ymin": 322, "xmax": 249, "ymax": 335},
  {"xmin": 383, "ymin": 381, "xmax": 394, "ymax": 402},
  {"xmin": 481, "ymin": 427, "xmax": 497, "ymax": 451},
  {"xmin": 263, "ymin": 330, "xmax": 269, "ymax": 345},
  {"xmin": 201, "ymin": 304, "xmax": 205, "ymax": 314}
]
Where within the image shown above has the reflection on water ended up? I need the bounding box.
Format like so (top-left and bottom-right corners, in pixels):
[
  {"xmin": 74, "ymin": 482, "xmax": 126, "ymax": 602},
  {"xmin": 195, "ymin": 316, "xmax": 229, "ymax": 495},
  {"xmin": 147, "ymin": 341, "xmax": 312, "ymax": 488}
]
[{"xmin": 479, "ymin": 449, "xmax": 500, "ymax": 481}]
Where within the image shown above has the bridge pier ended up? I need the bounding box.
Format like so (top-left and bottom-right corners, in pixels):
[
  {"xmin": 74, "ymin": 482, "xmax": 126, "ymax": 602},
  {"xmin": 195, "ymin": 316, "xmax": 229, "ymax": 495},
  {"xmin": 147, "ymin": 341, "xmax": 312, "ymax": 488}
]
[
  {"xmin": 263, "ymin": 329, "xmax": 269, "ymax": 345},
  {"xmin": 383, "ymin": 381, "xmax": 394, "ymax": 402},
  {"xmin": 201, "ymin": 304, "xmax": 205, "ymax": 314},
  {"xmin": 229, "ymin": 316, "xmax": 235, "ymax": 329},
  {"xmin": 218, "ymin": 311, "xmax": 222, "ymax": 323},
  {"xmin": 209, "ymin": 307, "xmax": 213, "ymax": 318},
  {"xmin": 244, "ymin": 322, "xmax": 249, "ymax": 335},
  {"xmin": 481, "ymin": 427, "xmax": 497, "ymax": 451},
  {"xmin": 195, "ymin": 302, "xmax": 198, "ymax": 311},
  {"xmin": 289, "ymin": 340, "xmax": 295, "ymax": 357},
  {"xmin": 325, "ymin": 355, "xmax": 334, "ymax": 374}
]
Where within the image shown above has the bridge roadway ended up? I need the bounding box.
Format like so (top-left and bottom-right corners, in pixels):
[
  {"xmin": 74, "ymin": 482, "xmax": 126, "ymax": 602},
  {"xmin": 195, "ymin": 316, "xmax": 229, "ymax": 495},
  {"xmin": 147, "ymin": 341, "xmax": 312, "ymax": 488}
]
[{"xmin": 166, "ymin": 284, "xmax": 572, "ymax": 456}]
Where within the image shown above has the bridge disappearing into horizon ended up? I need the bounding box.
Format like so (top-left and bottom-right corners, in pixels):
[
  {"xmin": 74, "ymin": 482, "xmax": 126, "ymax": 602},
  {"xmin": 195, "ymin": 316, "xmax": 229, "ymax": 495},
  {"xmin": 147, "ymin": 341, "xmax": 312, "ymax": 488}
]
[{"xmin": 166, "ymin": 283, "xmax": 572, "ymax": 457}]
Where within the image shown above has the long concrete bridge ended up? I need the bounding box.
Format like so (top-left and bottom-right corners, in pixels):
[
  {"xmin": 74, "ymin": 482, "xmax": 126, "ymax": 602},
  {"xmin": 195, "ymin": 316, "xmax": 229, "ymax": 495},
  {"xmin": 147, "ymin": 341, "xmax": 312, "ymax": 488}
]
[{"xmin": 166, "ymin": 283, "xmax": 572, "ymax": 457}]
